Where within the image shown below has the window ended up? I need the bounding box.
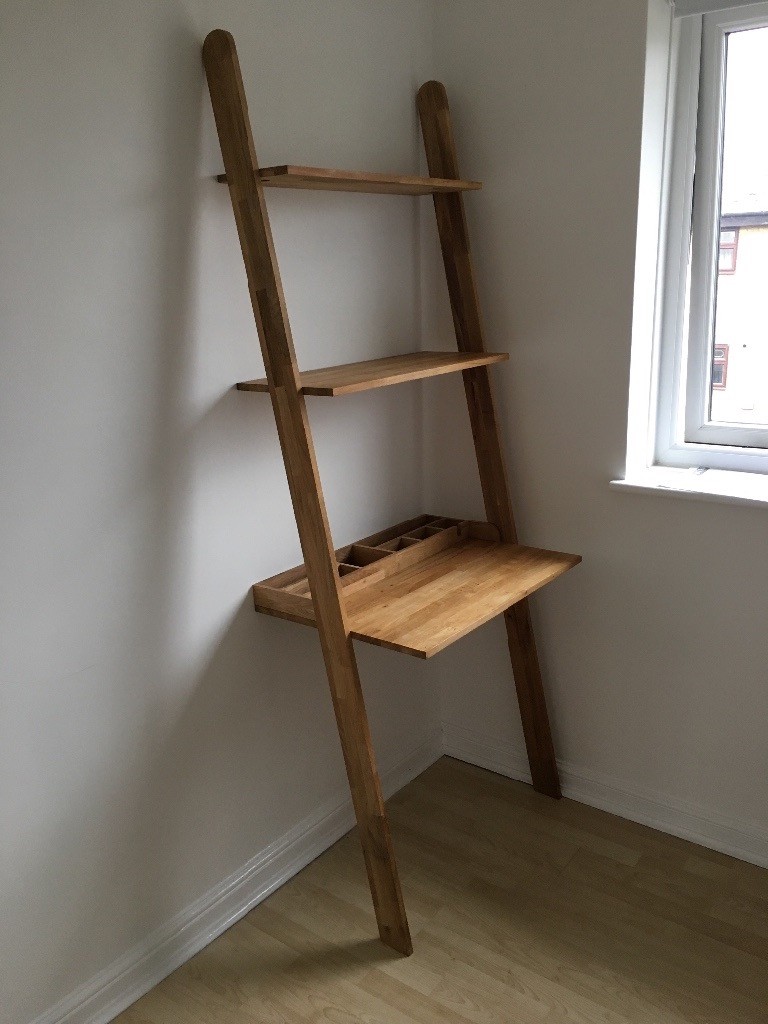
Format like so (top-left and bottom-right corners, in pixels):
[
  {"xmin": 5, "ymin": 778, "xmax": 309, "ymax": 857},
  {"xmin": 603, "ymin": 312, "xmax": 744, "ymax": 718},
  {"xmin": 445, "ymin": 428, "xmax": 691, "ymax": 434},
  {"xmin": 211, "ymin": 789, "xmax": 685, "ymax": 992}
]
[
  {"xmin": 718, "ymin": 228, "xmax": 739, "ymax": 273},
  {"xmin": 627, "ymin": 0, "xmax": 768, "ymax": 481},
  {"xmin": 712, "ymin": 343, "xmax": 729, "ymax": 387}
]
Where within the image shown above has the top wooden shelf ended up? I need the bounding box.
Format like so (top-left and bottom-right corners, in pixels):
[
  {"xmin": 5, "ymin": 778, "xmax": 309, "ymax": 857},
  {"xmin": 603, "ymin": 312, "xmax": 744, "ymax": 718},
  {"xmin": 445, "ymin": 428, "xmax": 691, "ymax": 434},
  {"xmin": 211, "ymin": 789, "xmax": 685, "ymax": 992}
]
[
  {"xmin": 237, "ymin": 350, "xmax": 508, "ymax": 397},
  {"xmin": 216, "ymin": 164, "xmax": 481, "ymax": 195}
]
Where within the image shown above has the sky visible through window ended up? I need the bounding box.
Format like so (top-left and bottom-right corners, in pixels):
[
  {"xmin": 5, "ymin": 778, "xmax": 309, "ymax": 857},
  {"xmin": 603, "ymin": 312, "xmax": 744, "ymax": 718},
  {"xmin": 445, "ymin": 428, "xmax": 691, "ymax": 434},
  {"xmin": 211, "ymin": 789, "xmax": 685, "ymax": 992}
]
[{"xmin": 721, "ymin": 26, "xmax": 768, "ymax": 213}]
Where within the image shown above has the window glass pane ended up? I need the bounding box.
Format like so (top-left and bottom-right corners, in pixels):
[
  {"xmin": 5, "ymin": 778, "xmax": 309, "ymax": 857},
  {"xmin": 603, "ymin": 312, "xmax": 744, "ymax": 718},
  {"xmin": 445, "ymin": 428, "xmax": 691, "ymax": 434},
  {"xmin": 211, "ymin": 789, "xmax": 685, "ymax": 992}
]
[
  {"xmin": 718, "ymin": 244, "xmax": 735, "ymax": 272},
  {"xmin": 710, "ymin": 25, "xmax": 768, "ymax": 427}
]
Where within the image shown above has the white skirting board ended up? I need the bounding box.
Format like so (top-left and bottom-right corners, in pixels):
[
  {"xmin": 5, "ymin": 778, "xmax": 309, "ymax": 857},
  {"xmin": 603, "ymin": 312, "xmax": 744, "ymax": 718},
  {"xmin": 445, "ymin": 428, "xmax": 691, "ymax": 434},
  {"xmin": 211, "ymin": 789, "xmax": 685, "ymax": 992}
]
[
  {"xmin": 442, "ymin": 721, "xmax": 768, "ymax": 870},
  {"xmin": 31, "ymin": 728, "xmax": 443, "ymax": 1024}
]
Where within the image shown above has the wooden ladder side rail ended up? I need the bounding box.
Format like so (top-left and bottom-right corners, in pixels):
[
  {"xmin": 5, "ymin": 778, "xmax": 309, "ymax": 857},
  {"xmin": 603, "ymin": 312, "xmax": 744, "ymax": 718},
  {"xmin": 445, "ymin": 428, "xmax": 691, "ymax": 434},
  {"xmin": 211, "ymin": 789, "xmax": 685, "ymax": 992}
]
[
  {"xmin": 202, "ymin": 29, "xmax": 412, "ymax": 955},
  {"xmin": 417, "ymin": 80, "xmax": 562, "ymax": 799}
]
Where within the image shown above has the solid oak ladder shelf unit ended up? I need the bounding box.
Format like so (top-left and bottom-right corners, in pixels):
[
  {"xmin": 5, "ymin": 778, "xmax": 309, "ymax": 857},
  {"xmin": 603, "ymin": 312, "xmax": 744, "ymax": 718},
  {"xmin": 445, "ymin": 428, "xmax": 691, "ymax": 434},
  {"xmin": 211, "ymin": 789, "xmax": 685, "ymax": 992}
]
[{"xmin": 203, "ymin": 29, "xmax": 581, "ymax": 957}]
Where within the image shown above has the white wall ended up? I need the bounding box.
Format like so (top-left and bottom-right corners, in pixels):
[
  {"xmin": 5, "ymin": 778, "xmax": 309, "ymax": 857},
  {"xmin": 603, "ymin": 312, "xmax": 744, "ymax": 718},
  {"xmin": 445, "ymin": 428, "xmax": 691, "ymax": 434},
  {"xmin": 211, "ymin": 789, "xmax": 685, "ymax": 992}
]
[
  {"xmin": 428, "ymin": 0, "xmax": 768, "ymax": 859},
  {"xmin": 4, "ymin": 2, "xmax": 768, "ymax": 1022},
  {"xmin": 0, "ymin": 3, "xmax": 439, "ymax": 1023}
]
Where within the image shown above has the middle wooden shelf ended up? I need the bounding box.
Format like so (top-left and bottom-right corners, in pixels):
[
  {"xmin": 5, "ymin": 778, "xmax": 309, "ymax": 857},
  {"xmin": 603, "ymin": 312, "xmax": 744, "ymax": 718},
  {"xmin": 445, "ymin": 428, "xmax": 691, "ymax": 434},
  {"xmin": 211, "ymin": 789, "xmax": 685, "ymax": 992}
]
[
  {"xmin": 252, "ymin": 514, "xmax": 581, "ymax": 658},
  {"xmin": 237, "ymin": 350, "xmax": 508, "ymax": 397}
]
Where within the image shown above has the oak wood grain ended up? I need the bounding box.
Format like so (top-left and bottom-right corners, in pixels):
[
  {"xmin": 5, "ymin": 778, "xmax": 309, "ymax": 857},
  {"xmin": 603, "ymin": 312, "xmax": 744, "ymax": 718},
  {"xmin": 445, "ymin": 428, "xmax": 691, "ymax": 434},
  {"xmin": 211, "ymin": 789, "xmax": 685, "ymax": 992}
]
[
  {"xmin": 236, "ymin": 349, "xmax": 508, "ymax": 396},
  {"xmin": 345, "ymin": 540, "xmax": 580, "ymax": 658},
  {"xmin": 216, "ymin": 163, "xmax": 482, "ymax": 194},
  {"xmin": 251, "ymin": 520, "xmax": 580, "ymax": 659}
]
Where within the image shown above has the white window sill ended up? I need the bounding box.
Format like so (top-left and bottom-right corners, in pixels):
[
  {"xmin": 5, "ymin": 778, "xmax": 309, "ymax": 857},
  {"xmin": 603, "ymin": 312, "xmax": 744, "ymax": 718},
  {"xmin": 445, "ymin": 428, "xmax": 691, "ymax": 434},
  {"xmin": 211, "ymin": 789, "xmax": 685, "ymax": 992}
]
[{"xmin": 610, "ymin": 467, "xmax": 768, "ymax": 508}]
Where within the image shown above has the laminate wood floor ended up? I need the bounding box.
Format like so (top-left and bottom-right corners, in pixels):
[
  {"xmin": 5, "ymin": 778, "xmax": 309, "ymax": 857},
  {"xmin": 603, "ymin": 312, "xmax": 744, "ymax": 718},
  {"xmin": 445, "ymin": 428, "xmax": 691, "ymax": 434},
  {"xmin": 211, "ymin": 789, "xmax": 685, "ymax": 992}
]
[{"xmin": 115, "ymin": 757, "xmax": 767, "ymax": 1024}]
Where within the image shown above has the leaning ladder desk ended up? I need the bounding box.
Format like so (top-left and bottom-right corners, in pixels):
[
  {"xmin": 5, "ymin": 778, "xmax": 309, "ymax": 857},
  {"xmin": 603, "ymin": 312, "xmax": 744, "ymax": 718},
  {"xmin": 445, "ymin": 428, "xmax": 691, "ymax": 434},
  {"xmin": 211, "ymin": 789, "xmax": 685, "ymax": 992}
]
[{"xmin": 203, "ymin": 29, "xmax": 581, "ymax": 956}]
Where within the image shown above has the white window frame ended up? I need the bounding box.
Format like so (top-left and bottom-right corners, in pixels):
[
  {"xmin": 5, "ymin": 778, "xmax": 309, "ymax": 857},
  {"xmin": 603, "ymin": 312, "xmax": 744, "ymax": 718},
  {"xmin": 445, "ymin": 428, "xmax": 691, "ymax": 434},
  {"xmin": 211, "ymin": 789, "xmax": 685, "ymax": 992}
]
[{"xmin": 636, "ymin": 0, "xmax": 768, "ymax": 480}]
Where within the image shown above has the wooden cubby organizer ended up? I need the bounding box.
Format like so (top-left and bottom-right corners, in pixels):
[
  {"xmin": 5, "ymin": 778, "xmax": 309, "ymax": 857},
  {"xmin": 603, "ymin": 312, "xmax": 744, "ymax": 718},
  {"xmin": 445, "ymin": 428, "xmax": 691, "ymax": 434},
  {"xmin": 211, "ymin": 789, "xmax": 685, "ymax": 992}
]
[{"xmin": 203, "ymin": 29, "xmax": 581, "ymax": 957}]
